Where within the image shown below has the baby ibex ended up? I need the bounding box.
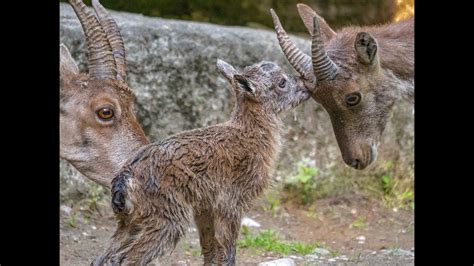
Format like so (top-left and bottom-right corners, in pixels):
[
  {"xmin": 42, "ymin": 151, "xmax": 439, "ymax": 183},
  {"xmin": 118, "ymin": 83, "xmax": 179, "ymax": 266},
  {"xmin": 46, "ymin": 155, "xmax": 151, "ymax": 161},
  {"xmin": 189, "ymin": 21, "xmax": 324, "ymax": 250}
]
[
  {"xmin": 272, "ymin": 4, "xmax": 414, "ymax": 169},
  {"xmin": 93, "ymin": 59, "xmax": 311, "ymax": 265},
  {"xmin": 60, "ymin": 0, "xmax": 149, "ymax": 188}
]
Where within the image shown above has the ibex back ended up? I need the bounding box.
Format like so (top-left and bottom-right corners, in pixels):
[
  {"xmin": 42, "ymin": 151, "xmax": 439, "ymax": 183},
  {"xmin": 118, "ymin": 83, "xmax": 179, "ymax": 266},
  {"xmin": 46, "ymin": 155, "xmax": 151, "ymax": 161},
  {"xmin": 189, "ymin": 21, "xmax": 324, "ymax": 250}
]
[
  {"xmin": 93, "ymin": 60, "xmax": 310, "ymax": 265},
  {"xmin": 272, "ymin": 4, "xmax": 414, "ymax": 169}
]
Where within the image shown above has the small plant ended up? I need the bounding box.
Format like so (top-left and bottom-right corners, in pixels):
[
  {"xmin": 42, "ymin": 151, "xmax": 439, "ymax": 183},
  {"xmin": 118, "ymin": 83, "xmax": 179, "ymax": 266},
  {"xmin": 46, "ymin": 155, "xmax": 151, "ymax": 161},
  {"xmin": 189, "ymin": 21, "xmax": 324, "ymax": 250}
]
[
  {"xmin": 306, "ymin": 205, "xmax": 319, "ymax": 219},
  {"xmin": 263, "ymin": 190, "xmax": 281, "ymax": 216},
  {"xmin": 85, "ymin": 184, "xmax": 107, "ymax": 216},
  {"xmin": 377, "ymin": 160, "xmax": 414, "ymax": 209},
  {"xmin": 350, "ymin": 216, "xmax": 366, "ymax": 229},
  {"xmin": 285, "ymin": 162, "xmax": 319, "ymax": 204},
  {"xmin": 66, "ymin": 213, "xmax": 78, "ymax": 228},
  {"xmin": 238, "ymin": 229, "xmax": 320, "ymax": 256}
]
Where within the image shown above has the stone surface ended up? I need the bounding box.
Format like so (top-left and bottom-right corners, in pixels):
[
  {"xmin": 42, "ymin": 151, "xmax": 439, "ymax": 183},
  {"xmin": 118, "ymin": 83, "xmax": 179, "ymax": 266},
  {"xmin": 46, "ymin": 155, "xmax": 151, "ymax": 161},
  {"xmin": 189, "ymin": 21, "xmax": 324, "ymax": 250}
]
[
  {"xmin": 258, "ymin": 258, "xmax": 296, "ymax": 266},
  {"xmin": 241, "ymin": 217, "xmax": 261, "ymax": 228}
]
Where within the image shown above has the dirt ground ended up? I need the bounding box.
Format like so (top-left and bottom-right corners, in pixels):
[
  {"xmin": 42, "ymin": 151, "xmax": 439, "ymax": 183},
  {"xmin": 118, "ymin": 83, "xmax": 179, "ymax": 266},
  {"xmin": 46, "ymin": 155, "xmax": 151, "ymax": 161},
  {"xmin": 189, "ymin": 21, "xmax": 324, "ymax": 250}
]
[{"xmin": 60, "ymin": 191, "xmax": 413, "ymax": 265}]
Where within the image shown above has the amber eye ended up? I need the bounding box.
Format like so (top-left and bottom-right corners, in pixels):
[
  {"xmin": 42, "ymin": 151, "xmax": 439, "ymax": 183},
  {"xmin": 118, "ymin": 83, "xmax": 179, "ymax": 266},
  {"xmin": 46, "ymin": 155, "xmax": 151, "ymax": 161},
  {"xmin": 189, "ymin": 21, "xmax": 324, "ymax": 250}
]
[
  {"xmin": 97, "ymin": 107, "xmax": 114, "ymax": 121},
  {"xmin": 278, "ymin": 78, "xmax": 286, "ymax": 88},
  {"xmin": 345, "ymin": 92, "xmax": 362, "ymax": 106}
]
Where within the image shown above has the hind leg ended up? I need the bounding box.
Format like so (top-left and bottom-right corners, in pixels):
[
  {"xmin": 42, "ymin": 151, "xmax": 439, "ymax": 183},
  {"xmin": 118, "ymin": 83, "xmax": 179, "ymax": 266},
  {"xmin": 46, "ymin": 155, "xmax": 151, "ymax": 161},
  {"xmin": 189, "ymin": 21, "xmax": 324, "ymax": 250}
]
[
  {"xmin": 91, "ymin": 219, "xmax": 144, "ymax": 266},
  {"xmin": 195, "ymin": 210, "xmax": 217, "ymax": 265},
  {"xmin": 214, "ymin": 212, "xmax": 241, "ymax": 266},
  {"xmin": 110, "ymin": 215, "xmax": 188, "ymax": 265}
]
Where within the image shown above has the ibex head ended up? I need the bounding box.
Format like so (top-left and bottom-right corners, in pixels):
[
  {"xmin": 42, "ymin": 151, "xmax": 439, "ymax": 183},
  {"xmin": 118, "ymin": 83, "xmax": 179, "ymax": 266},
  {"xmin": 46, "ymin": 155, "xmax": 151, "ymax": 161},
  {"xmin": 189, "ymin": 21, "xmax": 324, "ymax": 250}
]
[
  {"xmin": 60, "ymin": 0, "xmax": 148, "ymax": 187},
  {"xmin": 217, "ymin": 59, "xmax": 310, "ymax": 115},
  {"xmin": 272, "ymin": 4, "xmax": 402, "ymax": 170}
]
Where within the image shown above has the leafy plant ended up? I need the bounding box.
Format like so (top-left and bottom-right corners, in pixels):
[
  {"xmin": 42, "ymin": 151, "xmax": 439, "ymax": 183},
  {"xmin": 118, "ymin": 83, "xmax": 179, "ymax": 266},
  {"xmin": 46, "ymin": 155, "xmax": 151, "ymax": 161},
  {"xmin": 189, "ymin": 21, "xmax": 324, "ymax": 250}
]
[
  {"xmin": 285, "ymin": 162, "xmax": 319, "ymax": 204},
  {"xmin": 238, "ymin": 229, "xmax": 320, "ymax": 256},
  {"xmin": 350, "ymin": 216, "xmax": 366, "ymax": 229}
]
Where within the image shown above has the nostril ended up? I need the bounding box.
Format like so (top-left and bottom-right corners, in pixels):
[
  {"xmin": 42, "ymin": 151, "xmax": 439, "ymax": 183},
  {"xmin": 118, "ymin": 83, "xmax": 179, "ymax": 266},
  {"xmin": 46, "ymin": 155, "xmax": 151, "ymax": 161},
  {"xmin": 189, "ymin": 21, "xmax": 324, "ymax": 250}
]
[{"xmin": 351, "ymin": 159, "xmax": 361, "ymax": 169}]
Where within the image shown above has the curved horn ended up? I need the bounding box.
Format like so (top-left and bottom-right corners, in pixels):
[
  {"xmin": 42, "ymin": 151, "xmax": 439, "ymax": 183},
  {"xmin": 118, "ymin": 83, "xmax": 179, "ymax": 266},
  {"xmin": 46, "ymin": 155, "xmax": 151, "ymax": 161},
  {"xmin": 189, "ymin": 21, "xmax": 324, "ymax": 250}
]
[
  {"xmin": 311, "ymin": 16, "xmax": 338, "ymax": 81},
  {"xmin": 270, "ymin": 9, "xmax": 315, "ymax": 83},
  {"xmin": 92, "ymin": 0, "xmax": 126, "ymax": 81},
  {"xmin": 68, "ymin": 0, "xmax": 116, "ymax": 80}
]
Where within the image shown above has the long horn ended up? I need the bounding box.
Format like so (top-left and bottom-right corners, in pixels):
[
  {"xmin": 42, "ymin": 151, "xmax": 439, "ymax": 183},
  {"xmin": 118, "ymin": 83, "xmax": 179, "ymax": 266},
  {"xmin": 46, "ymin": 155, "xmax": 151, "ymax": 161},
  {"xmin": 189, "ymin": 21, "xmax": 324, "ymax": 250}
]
[
  {"xmin": 68, "ymin": 0, "xmax": 116, "ymax": 80},
  {"xmin": 270, "ymin": 9, "xmax": 315, "ymax": 83},
  {"xmin": 91, "ymin": 0, "xmax": 126, "ymax": 81},
  {"xmin": 311, "ymin": 16, "xmax": 338, "ymax": 81}
]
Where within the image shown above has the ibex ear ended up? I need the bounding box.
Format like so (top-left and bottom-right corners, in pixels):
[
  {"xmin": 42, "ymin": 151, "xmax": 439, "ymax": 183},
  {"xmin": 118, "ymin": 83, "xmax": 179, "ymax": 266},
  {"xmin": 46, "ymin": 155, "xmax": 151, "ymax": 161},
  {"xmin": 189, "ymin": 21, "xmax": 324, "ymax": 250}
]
[
  {"xmin": 234, "ymin": 75, "xmax": 256, "ymax": 96},
  {"xmin": 297, "ymin": 3, "xmax": 336, "ymax": 41},
  {"xmin": 217, "ymin": 59, "xmax": 238, "ymax": 83},
  {"xmin": 60, "ymin": 44, "xmax": 79, "ymax": 81},
  {"xmin": 354, "ymin": 32, "xmax": 379, "ymax": 66}
]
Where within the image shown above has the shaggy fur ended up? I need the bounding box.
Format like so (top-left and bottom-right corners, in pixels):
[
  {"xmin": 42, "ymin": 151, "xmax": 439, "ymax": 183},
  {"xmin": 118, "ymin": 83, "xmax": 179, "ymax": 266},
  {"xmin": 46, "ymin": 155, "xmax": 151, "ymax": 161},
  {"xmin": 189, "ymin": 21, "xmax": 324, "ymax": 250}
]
[{"xmin": 92, "ymin": 60, "xmax": 311, "ymax": 265}]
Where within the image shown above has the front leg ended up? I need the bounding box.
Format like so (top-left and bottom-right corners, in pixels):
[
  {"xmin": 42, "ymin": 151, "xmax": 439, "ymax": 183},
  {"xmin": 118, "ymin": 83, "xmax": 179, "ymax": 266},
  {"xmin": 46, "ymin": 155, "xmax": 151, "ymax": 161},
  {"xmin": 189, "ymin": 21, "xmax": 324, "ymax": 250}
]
[
  {"xmin": 194, "ymin": 210, "xmax": 217, "ymax": 265},
  {"xmin": 214, "ymin": 212, "xmax": 241, "ymax": 266}
]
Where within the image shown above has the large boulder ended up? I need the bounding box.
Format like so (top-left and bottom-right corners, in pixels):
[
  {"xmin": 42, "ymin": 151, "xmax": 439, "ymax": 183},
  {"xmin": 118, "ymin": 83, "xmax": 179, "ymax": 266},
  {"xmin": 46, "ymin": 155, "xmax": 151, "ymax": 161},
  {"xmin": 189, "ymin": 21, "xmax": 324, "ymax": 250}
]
[{"xmin": 59, "ymin": 3, "xmax": 413, "ymax": 200}]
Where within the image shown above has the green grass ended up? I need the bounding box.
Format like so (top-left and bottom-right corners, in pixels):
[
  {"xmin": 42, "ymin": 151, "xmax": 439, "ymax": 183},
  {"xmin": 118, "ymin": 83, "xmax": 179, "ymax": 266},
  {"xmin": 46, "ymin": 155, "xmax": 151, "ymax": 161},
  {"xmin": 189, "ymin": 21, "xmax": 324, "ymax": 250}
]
[
  {"xmin": 282, "ymin": 158, "xmax": 414, "ymax": 210},
  {"xmin": 350, "ymin": 216, "xmax": 367, "ymax": 229},
  {"xmin": 237, "ymin": 228, "xmax": 321, "ymax": 256},
  {"xmin": 262, "ymin": 190, "xmax": 282, "ymax": 217},
  {"xmin": 62, "ymin": 183, "xmax": 110, "ymax": 228},
  {"xmin": 284, "ymin": 162, "xmax": 320, "ymax": 205}
]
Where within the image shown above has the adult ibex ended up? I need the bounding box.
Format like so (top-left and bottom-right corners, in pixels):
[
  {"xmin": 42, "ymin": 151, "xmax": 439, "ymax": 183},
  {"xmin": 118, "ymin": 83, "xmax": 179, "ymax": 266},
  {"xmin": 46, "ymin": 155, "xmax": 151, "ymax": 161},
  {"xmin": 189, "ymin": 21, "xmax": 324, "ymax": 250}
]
[
  {"xmin": 60, "ymin": 0, "xmax": 150, "ymax": 188},
  {"xmin": 93, "ymin": 60, "xmax": 311, "ymax": 265},
  {"xmin": 271, "ymin": 4, "xmax": 414, "ymax": 170}
]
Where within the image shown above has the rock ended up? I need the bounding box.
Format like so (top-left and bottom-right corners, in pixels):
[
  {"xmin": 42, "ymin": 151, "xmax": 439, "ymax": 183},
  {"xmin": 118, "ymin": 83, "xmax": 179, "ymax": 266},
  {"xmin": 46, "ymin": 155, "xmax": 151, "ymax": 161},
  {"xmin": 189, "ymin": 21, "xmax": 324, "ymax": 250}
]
[
  {"xmin": 60, "ymin": 205, "xmax": 72, "ymax": 215},
  {"xmin": 304, "ymin": 254, "xmax": 319, "ymax": 260},
  {"xmin": 258, "ymin": 258, "xmax": 296, "ymax": 266},
  {"xmin": 59, "ymin": 3, "xmax": 414, "ymax": 197},
  {"xmin": 355, "ymin": 236, "xmax": 366, "ymax": 241},
  {"xmin": 390, "ymin": 249, "xmax": 414, "ymax": 257},
  {"xmin": 241, "ymin": 217, "xmax": 261, "ymax": 228},
  {"xmin": 313, "ymin": 247, "xmax": 330, "ymax": 255},
  {"xmin": 328, "ymin": 258, "xmax": 336, "ymax": 262}
]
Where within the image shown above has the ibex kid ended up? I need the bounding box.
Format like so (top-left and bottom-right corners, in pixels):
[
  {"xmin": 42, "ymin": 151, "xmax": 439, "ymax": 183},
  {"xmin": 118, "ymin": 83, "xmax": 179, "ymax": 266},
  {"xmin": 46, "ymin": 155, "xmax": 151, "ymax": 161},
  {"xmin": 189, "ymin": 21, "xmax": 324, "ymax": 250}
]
[{"xmin": 93, "ymin": 59, "xmax": 311, "ymax": 265}]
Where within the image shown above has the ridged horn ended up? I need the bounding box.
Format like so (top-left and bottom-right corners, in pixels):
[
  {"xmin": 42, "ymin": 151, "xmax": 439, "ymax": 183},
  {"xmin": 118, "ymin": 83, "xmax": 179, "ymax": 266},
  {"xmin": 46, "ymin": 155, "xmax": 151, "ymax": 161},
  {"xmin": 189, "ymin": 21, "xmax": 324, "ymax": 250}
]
[
  {"xmin": 91, "ymin": 0, "xmax": 126, "ymax": 80},
  {"xmin": 270, "ymin": 9, "xmax": 314, "ymax": 83},
  {"xmin": 68, "ymin": 0, "xmax": 116, "ymax": 80},
  {"xmin": 311, "ymin": 16, "xmax": 338, "ymax": 81}
]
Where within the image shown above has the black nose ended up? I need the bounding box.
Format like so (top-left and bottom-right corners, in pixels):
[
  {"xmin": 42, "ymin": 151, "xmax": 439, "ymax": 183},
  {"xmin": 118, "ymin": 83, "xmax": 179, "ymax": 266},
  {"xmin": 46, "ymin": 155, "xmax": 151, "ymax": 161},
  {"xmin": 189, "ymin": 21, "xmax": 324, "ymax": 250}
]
[{"xmin": 351, "ymin": 159, "xmax": 361, "ymax": 169}]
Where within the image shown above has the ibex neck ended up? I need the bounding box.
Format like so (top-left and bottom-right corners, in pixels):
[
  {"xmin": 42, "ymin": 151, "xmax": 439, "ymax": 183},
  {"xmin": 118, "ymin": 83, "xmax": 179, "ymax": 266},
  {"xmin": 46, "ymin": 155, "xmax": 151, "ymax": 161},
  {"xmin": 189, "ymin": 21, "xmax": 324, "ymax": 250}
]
[
  {"xmin": 370, "ymin": 19, "xmax": 414, "ymax": 103},
  {"xmin": 229, "ymin": 100, "xmax": 282, "ymax": 172},
  {"xmin": 230, "ymin": 100, "xmax": 281, "ymax": 136}
]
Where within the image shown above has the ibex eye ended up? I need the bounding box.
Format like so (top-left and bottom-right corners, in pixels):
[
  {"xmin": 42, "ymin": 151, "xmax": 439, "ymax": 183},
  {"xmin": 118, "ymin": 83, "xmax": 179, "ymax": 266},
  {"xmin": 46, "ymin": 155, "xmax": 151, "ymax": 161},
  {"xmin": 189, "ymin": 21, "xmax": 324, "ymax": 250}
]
[
  {"xmin": 345, "ymin": 92, "xmax": 362, "ymax": 106},
  {"xmin": 278, "ymin": 78, "xmax": 286, "ymax": 88},
  {"xmin": 97, "ymin": 107, "xmax": 114, "ymax": 121}
]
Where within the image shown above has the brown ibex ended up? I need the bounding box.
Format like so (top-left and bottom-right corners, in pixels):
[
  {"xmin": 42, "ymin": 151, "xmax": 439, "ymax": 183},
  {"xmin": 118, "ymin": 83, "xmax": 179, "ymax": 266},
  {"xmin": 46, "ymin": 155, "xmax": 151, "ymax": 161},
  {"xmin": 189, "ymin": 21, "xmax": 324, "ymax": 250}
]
[
  {"xmin": 92, "ymin": 59, "xmax": 311, "ymax": 265},
  {"xmin": 271, "ymin": 4, "xmax": 414, "ymax": 169},
  {"xmin": 60, "ymin": 0, "xmax": 150, "ymax": 188}
]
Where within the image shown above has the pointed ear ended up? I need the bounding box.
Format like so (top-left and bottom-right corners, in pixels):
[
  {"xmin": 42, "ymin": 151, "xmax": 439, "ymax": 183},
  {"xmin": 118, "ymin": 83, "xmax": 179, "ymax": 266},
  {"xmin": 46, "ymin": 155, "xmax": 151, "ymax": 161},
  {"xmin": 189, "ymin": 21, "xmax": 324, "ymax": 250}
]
[
  {"xmin": 297, "ymin": 3, "xmax": 336, "ymax": 41},
  {"xmin": 354, "ymin": 32, "xmax": 379, "ymax": 65},
  {"xmin": 60, "ymin": 44, "xmax": 79, "ymax": 82},
  {"xmin": 234, "ymin": 75, "xmax": 256, "ymax": 95},
  {"xmin": 217, "ymin": 58, "xmax": 238, "ymax": 83}
]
